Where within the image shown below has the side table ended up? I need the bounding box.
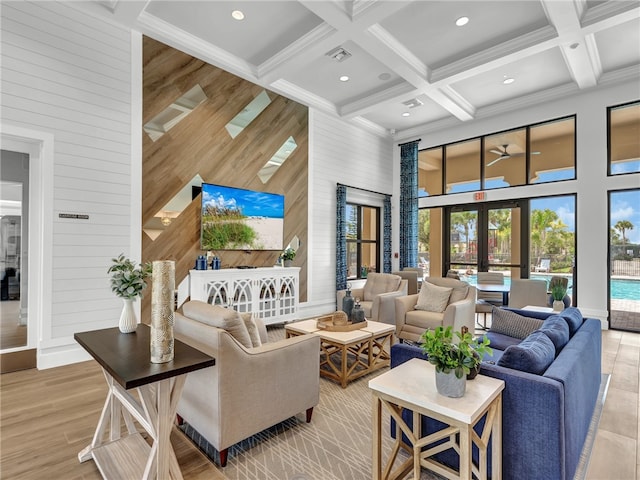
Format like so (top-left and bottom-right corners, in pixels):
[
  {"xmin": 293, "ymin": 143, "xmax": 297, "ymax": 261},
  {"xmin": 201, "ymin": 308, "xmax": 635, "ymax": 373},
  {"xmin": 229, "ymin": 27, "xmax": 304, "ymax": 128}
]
[
  {"xmin": 369, "ymin": 358, "xmax": 504, "ymax": 480},
  {"xmin": 75, "ymin": 325, "xmax": 215, "ymax": 480}
]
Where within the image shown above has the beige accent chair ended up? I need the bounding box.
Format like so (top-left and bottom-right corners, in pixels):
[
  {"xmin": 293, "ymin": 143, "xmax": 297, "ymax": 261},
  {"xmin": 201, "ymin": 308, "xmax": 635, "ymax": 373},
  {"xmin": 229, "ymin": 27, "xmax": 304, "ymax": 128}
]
[
  {"xmin": 394, "ymin": 277, "xmax": 476, "ymax": 343},
  {"xmin": 392, "ymin": 270, "xmax": 419, "ymax": 295},
  {"xmin": 508, "ymin": 278, "xmax": 548, "ymax": 308},
  {"xmin": 174, "ymin": 301, "xmax": 320, "ymax": 467},
  {"xmin": 336, "ymin": 272, "xmax": 408, "ymax": 325}
]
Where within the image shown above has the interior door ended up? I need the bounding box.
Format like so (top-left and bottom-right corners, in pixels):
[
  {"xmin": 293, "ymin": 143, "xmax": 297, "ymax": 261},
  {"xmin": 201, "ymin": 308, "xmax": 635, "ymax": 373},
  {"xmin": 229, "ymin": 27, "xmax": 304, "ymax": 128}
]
[{"xmin": 445, "ymin": 201, "xmax": 528, "ymax": 279}]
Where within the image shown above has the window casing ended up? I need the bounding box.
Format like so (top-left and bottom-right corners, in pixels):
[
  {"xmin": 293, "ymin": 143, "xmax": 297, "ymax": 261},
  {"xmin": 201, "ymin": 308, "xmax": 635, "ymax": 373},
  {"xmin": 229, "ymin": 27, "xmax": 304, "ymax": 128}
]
[
  {"xmin": 608, "ymin": 101, "xmax": 640, "ymax": 176},
  {"xmin": 346, "ymin": 204, "xmax": 380, "ymax": 279}
]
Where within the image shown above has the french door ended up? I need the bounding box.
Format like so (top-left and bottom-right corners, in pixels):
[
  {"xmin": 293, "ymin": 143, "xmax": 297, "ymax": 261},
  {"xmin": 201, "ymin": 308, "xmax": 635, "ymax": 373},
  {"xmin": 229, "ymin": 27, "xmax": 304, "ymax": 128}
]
[{"xmin": 444, "ymin": 201, "xmax": 528, "ymax": 278}]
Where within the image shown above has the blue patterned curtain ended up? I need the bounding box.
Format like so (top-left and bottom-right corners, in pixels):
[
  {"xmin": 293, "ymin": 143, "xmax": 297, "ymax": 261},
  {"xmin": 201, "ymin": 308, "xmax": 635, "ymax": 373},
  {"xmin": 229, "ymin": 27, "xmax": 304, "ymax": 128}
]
[
  {"xmin": 336, "ymin": 185, "xmax": 347, "ymax": 290},
  {"xmin": 400, "ymin": 141, "xmax": 419, "ymax": 269},
  {"xmin": 383, "ymin": 195, "xmax": 392, "ymax": 273}
]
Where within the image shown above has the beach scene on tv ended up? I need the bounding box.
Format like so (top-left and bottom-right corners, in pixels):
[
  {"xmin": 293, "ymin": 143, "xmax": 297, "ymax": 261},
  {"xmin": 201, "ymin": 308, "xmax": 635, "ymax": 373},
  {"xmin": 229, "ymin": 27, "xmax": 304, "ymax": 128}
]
[{"xmin": 201, "ymin": 183, "xmax": 285, "ymax": 251}]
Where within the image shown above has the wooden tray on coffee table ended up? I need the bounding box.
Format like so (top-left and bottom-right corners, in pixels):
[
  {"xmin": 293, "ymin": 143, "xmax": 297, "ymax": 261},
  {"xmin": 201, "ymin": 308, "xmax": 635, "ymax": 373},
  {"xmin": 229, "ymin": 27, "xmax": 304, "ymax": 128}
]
[{"xmin": 316, "ymin": 313, "xmax": 368, "ymax": 331}]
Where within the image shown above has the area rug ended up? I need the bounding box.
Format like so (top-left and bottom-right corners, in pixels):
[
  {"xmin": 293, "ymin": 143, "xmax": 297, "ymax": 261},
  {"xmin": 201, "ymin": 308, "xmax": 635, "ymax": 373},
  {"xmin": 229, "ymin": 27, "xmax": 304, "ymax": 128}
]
[{"xmin": 179, "ymin": 325, "xmax": 609, "ymax": 480}]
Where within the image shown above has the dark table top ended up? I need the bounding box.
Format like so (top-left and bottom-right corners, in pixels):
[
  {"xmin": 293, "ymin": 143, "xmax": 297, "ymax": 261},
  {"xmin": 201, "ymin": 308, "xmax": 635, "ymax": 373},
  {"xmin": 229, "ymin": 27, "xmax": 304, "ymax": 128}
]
[{"xmin": 74, "ymin": 324, "xmax": 215, "ymax": 389}]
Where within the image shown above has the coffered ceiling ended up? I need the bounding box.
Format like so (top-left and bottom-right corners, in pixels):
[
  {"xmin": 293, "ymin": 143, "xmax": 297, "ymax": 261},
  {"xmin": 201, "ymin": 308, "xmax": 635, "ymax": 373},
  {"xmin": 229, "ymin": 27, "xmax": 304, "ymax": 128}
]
[{"xmin": 81, "ymin": 0, "xmax": 640, "ymax": 138}]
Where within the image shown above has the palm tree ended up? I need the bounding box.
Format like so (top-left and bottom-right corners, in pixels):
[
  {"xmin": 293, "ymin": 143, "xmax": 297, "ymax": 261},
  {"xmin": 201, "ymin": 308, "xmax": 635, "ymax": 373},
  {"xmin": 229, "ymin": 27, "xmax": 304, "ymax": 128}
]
[{"xmin": 614, "ymin": 220, "xmax": 634, "ymax": 246}]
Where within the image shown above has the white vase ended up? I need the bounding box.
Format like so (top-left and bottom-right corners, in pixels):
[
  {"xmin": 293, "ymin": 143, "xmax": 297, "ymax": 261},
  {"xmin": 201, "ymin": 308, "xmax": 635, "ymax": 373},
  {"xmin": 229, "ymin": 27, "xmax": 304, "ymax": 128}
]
[
  {"xmin": 435, "ymin": 370, "xmax": 466, "ymax": 398},
  {"xmin": 553, "ymin": 300, "xmax": 565, "ymax": 312},
  {"xmin": 119, "ymin": 298, "xmax": 137, "ymax": 333}
]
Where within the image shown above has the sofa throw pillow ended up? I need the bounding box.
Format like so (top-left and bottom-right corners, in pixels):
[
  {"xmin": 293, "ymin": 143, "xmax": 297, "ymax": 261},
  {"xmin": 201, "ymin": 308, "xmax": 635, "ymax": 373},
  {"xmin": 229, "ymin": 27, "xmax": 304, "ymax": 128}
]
[
  {"xmin": 497, "ymin": 331, "xmax": 556, "ymax": 375},
  {"xmin": 537, "ymin": 315, "xmax": 570, "ymax": 354},
  {"xmin": 560, "ymin": 307, "xmax": 583, "ymax": 336},
  {"xmin": 241, "ymin": 312, "xmax": 262, "ymax": 347},
  {"xmin": 242, "ymin": 313, "xmax": 261, "ymax": 347},
  {"xmin": 182, "ymin": 300, "xmax": 253, "ymax": 348},
  {"xmin": 490, "ymin": 307, "xmax": 544, "ymax": 340},
  {"xmin": 448, "ymin": 285, "xmax": 469, "ymax": 304},
  {"xmin": 415, "ymin": 282, "xmax": 452, "ymax": 313}
]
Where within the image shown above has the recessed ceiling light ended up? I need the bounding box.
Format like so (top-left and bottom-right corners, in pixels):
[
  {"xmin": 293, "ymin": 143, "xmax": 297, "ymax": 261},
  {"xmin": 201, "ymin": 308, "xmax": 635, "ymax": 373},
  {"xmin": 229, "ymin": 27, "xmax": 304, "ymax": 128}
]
[
  {"xmin": 455, "ymin": 16, "xmax": 469, "ymax": 27},
  {"xmin": 232, "ymin": 10, "xmax": 244, "ymax": 20},
  {"xmin": 503, "ymin": 77, "xmax": 515, "ymax": 85},
  {"xmin": 339, "ymin": 75, "xmax": 349, "ymax": 82},
  {"xmin": 402, "ymin": 112, "xmax": 410, "ymax": 117}
]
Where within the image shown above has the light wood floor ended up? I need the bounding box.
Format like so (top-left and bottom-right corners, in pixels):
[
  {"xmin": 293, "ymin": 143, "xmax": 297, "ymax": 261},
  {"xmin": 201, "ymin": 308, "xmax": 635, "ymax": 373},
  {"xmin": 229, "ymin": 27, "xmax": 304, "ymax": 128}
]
[{"xmin": 0, "ymin": 329, "xmax": 637, "ymax": 479}]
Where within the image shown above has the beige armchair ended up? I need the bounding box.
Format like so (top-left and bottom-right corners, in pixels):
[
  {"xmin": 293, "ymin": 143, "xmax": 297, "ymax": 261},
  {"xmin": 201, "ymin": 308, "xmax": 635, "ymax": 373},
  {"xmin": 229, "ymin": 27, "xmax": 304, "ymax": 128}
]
[
  {"xmin": 336, "ymin": 272, "xmax": 408, "ymax": 324},
  {"xmin": 394, "ymin": 277, "xmax": 476, "ymax": 343},
  {"xmin": 174, "ymin": 301, "xmax": 320, "ymax": 467}
]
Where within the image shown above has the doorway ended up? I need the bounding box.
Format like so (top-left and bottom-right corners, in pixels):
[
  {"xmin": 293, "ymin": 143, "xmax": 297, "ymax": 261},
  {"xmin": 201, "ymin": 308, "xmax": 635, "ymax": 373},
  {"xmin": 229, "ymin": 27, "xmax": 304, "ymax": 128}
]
[
  {"xmin": 444, "ymin": 201, "xmax": 528, "ymax": 279},
  {"xmin": 1, "ymin": 149, "xmax": 33, "ymax": 371}
]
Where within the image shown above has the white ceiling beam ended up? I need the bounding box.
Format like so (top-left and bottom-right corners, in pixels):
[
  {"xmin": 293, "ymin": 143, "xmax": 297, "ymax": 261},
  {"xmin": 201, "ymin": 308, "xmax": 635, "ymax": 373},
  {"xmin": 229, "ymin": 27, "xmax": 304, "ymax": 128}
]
[{"xmin": 540, "ymin": 0, "xmax": 599, "ymax": 88}]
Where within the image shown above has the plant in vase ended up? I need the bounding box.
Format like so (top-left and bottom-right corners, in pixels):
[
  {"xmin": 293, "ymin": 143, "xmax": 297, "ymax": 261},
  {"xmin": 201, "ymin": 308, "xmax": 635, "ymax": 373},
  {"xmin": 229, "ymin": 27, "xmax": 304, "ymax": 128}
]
[
  {"xmin": 281, "ymin": 247, "xmax": 296, "ymax": 267},
  {"xmin": 108, "ymin": 253, "xmax": 152, "ymax": 333},
  {"xmin": 420, "ymin": 326, "xmax": 492, "ymax": 398},
  {"xmin": 551, "ymin": 282, "xmax": 567, "ymax": 311}
]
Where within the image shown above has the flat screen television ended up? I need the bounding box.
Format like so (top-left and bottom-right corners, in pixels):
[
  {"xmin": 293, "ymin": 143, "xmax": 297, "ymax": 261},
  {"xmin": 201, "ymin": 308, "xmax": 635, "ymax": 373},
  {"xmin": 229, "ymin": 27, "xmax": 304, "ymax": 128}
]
[{"xmin": 200, "ymin": 183, "xmax": 285, "ymax": 251}]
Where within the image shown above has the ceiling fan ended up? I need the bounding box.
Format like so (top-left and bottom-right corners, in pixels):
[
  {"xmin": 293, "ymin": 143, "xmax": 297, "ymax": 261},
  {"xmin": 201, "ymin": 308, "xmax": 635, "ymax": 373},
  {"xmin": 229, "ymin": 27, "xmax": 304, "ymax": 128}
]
[{"xmin": 487, "ymin": 144, "xmax": 525, "ymax": 166}]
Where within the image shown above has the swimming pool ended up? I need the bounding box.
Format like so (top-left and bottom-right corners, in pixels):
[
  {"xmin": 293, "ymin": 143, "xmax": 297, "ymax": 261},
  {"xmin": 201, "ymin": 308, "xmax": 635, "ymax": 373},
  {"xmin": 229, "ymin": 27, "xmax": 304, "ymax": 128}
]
[{"xmin": 461, "ymin": 274, "xmax": 639, "ymax": 301}]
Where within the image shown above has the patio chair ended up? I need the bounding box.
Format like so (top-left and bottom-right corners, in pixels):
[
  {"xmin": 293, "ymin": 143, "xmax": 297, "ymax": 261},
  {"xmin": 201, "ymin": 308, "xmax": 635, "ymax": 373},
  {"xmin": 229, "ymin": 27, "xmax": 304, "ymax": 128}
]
[{"xmin": 535, "ymin": 258, "xmax": 551, "ymax": 272}]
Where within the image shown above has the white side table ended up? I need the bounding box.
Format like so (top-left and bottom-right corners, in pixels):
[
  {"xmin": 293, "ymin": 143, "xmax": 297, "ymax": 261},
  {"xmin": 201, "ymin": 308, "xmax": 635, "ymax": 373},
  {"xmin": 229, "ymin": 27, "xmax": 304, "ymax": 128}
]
[{"xmin": 369, "ymin": 358, "xmax": 505, "ymax": 480}]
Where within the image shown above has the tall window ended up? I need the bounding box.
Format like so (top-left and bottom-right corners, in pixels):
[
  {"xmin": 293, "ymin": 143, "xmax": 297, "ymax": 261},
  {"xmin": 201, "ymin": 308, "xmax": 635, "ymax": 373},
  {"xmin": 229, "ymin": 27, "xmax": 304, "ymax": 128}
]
[
  {"xmin": 346, "ymin": 204, "xmax": 380, "ymax": 279},
  {"xmin": 530, "ymin": 195, "xmax": 576, "ymax": 304},
  {"xmin": 608, "ymin": 189, "xmax": 640, "ymax": 331},
  {"xmin": 609, "ymin": 101, "xmax": 640, "ymax": 176}
]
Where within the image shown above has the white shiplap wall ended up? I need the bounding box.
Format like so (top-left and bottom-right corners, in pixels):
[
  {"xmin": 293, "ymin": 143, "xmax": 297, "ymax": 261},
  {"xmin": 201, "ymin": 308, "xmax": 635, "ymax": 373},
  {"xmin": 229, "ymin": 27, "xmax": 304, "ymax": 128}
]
[
  {"xmin": 304, "ymin": 109, "xmax": 394, "ymax": 316},
  {"xmin": 1, "ymin": 1, "xmax": 134, "ymax": 367}
]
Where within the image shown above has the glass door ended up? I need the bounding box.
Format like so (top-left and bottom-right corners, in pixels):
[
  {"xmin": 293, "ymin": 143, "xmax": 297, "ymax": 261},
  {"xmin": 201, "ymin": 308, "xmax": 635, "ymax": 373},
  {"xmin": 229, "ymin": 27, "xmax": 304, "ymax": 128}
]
[{"xmin": 445, "ymin": 201, "xmax": 527, "ymax": 281}]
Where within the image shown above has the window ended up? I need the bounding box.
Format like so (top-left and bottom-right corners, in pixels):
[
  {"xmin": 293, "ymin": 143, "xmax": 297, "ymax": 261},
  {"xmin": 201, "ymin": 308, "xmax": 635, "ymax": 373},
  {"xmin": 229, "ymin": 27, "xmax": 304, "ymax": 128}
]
[
  {"xmin": 608, "ymin": 189, "xmax": 640, "ymax": 331},
  {"xmin": 530, "ymin": 117, "xmax": 575, "ymax": 183},
  {"xmin": 346, "ymin": 204, "xmax": 380, "ymax": 279},
  {"xmin": 445, "ymin": 139, "xmax": 481, "ymax": 193},
  {"xmin": 418, "ymin": 147, "xmax": 443, "ymax": 197},
  {"xmin": 609, "ymin": 101, "xmax": 640, "ymax": 176},
  {"xmin": 530, "ymin": 195, "xmax": 576, "ymax": 303},
  {"xmin": 484, "ymin": 128, "xmax": 527, "ymax": 189},
  {"xmin": 420, "ymin": 115, "xmax": 577, "ymax": 195}
]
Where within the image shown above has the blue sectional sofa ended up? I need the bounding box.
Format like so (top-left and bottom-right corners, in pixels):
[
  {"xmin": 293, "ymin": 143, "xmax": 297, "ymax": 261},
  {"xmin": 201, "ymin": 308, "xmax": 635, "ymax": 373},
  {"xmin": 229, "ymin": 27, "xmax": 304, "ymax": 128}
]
[{"xmin": 390, "ymin": 307, "xmax": 602, "ymax": 480}]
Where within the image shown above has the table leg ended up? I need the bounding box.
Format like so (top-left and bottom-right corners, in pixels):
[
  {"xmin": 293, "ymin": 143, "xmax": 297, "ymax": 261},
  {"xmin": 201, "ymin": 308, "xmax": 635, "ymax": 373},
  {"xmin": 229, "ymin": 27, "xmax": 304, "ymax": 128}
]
[
  {"xmin": 372, "ymin": 395, "xmax": 382, "ymax": 480},
  {"xmin": 492, "ymin": 395, "xmax": 502, "ymax": 480},
  {"xmin": 459, "ymin": 424, "xmax": 472, "ymax": 479}
]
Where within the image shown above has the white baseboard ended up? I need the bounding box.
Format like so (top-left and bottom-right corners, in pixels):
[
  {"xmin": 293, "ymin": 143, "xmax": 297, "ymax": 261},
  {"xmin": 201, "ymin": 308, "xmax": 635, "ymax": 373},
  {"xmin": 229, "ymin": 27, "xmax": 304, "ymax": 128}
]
[
  {"xmin": 37, "ymin": 344, "xmax": 92, "ymax": 370},
  {"xmin": 578, "ymin": 307, "xmax": 609, "ymax": 330}
]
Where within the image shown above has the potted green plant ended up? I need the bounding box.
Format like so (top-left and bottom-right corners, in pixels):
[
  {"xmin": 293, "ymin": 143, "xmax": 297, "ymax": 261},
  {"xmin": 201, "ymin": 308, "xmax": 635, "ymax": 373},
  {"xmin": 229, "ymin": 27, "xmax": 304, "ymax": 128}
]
[
  {"xmin": 551, "ymin": 282, "xmax": 567, "ymax": 312},
  {"xmin": 107, "ymin": 254, "xmax": 152, "ymax": 333},
  {"xmin": 420, "ymin": 326, "xmax": 492, "ymax": 398},
  {"xmin": 281, "ymin": 248, "xmax": 296, "ymax": 267}
]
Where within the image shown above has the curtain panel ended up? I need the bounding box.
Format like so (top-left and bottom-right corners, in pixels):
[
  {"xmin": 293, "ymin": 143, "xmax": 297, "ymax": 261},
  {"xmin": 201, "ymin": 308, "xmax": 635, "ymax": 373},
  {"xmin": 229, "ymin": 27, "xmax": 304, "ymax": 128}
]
[
  {"xmin": 336, "ymin": 185, "xmax": 347, "ymax": 291},
  {"xmin": 383, "ymin": 195, "xmax": 392, "ymax": 273},
  {"xmin": 400, "ymin": 141, "xmax": 419, "ymax": 269}
]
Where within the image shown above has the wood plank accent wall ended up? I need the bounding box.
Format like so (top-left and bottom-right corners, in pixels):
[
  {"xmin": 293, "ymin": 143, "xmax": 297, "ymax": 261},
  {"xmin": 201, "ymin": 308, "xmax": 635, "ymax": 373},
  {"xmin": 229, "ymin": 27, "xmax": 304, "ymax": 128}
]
[{"xmin": 141, "ymin": 37, "xmax": 308, "ymax": 320}]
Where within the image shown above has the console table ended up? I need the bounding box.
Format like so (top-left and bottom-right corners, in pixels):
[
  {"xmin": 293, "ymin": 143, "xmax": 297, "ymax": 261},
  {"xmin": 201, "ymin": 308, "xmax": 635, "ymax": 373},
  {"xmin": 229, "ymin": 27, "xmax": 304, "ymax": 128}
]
[
  {"xmin": 189, "ymin": 267, "xmax": 299, "ymax": 325},
  {"xmin": 75, "ymin": 325, "xmax": 215, "ymax": 480}
]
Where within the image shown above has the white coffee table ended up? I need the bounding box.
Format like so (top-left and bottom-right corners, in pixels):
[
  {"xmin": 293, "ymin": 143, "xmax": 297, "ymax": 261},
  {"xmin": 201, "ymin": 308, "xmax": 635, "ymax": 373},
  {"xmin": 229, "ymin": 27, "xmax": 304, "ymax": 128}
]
[
  {"xmin": 285, "ymin": 318, "xmax": 395, "ymax": 388},
  {"xmin": 369, "ymin": 358, "xmax": 505, "ymax": 480}
]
